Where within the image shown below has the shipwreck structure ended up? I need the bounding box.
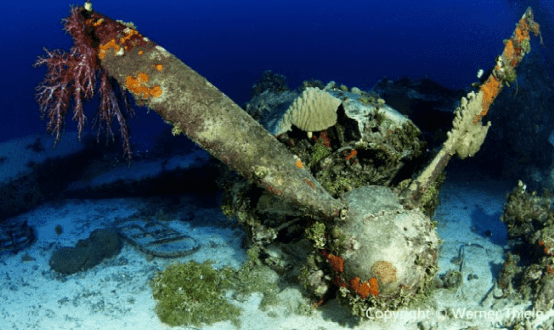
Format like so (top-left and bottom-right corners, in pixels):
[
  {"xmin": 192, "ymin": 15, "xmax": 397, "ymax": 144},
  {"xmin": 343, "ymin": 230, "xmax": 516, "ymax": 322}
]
[{"xmin": 34, "ymin": 1, "xmax": 540, "ymax": 319}]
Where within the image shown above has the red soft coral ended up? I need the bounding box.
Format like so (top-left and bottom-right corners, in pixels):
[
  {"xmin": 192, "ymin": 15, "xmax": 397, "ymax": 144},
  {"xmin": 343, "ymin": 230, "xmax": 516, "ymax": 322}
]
[{"xmin": 34, "ymin": 6, "xmax": 132, "ymax": 159}]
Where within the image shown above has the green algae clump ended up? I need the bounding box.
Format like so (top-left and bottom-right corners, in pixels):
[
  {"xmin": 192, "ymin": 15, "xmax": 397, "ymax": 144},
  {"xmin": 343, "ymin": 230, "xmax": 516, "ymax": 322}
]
[
  {"xmin": 150, "ymin": 260, "xmax": 241, "ymax": 327},
  {"xmin": 150, "ymin": 254, "xmax": 281, "ymax": 327}
]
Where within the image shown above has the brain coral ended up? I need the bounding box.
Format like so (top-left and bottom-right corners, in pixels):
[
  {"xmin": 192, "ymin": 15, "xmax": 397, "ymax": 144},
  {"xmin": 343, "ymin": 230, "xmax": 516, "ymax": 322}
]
[{"xmin": 287, "ymin": 87, "xmax": 341, "ymax": 132}]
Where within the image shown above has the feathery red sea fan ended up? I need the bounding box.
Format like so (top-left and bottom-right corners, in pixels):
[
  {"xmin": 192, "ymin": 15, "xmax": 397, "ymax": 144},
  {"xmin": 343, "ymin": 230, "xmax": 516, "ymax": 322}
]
[{"xmin": 34, "ymin": 6, "xmax": 133, "ymax": 159}]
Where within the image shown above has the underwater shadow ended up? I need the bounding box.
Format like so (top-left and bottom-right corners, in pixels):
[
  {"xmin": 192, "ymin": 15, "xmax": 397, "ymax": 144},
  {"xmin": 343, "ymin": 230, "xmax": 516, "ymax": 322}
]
[
  {"xmin": 470, "ymin": 205, "xmax": 507, "ymax": 246},
  {"xmin": 318, "ymin": 298, "xmax": 362, "ymax": 328}
]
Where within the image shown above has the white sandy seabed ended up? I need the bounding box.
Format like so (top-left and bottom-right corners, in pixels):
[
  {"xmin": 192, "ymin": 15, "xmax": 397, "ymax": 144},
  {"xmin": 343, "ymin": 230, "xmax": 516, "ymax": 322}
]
[{"xmin": 2, "ymin": 172, "xmax": 554, "ymax": 330}]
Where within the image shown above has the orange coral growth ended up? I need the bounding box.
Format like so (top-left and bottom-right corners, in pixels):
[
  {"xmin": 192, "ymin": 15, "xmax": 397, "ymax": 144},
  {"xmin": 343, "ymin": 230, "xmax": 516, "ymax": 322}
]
[
  {"xmin": 539, "ymin": 234, "xmax": 554, "ymax": 255},
  {"xmin": 138, "ymin": 50, "xmax": 144, "ymax": 56},
  {"xmin": 369, "ymin": 277, "xmax": 379, "ymax": 296},
  {"xmin": 515, "ymin": 13, "xmax": 541, "ymax": 45},
  {"xmin": 120, "ymin": 28, "xmax": 141, "ymax": 51},
  {"xmin": 503, "ymin": 39, "xmax": 516, "ymax": 65},
  {"xmin": 304, "ymin": 178, "xmax": 316, "ymax": 190},
  {"xmin": 349, "ymin": 277, "xmax": 369, "ymax": 298},
  {"xmin": 515, "ymin": 21, "xmax": 530, "ymax": 44},
  {"xmin": 332, "ymin": 275, "xmax": 348, "ymax": 288},
  {"xmin": 476, "ymin": 75, "xmax": 502, "ymax": 122},
  {"xmin": 90, "ymin": 18, "xmax": 104, "ymax": 27},
  {"xmin": 320, "ymin": 131, "xmax": 331, "ymax": 148},
  {"xmin": 125, "ymin": 72, "xmax": 163, "ymax": 98},
  {"xmin": 295, "ymin": 159, "xmax": 304, "ymax": 169},
  {"xmin": 150, "ymin": 87, "xmax": 163, "ymax": 98},
  {"xmin": 265, "ymin": 184, "xmax": 282, "ymax": 195},
  {"xmin": 98, "ymin": 39, "xmax": 120, "ymax": 60},
  {"xmin": 155, "ymin": 64, "xmax": 163, "ymax": 71},
  {"xmin": 349, "ymin": 277, "xmax": 379, "ymax": 299},
  {"xmin": 344, "ymin": 149, "xmax": 357, "ymax": 161},
  {"xmin": 324, "ymin": 253, "xmax": 344, "ymax": 273}
]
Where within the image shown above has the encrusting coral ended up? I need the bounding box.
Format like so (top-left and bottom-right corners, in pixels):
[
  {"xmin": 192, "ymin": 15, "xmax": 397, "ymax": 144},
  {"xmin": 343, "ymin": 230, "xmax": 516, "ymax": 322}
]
[
  {"xmin": 499, "ymin": 181, "xmax": 554, "ymax": 311},
  {"xmin": 36, "ymin": 1, "xmax": 543, "ymax": 322},
  {"xmin": 400, "ymin": 7, "xmax": 541, "ymax": 205},
  {"xmin": 125, "ymin": 72, "xmax": 163, "ymax": 99}
]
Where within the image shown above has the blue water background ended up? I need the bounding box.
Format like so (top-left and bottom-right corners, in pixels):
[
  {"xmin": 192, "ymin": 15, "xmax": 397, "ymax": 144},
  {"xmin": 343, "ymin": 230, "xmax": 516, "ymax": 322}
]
[{"xmin": 1, "ymin": 0, "xmax": 552, "ymax": 152}]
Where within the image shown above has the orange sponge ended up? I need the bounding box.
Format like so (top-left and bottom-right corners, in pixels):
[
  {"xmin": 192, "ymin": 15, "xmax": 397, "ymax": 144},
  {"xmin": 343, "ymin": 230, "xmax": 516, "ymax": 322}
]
[
  {"xmin": 349, "ymin": 276, "xmax": 379, "ymax": 299},
  {"xmin": 125, "ymin": 72, "xmax": 163, "ymax": 99}
]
